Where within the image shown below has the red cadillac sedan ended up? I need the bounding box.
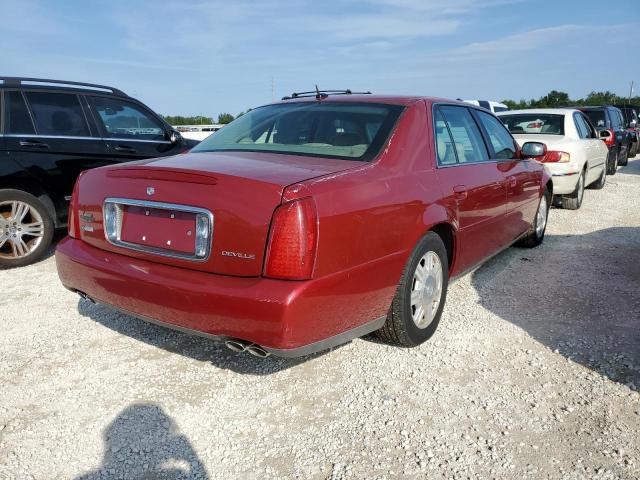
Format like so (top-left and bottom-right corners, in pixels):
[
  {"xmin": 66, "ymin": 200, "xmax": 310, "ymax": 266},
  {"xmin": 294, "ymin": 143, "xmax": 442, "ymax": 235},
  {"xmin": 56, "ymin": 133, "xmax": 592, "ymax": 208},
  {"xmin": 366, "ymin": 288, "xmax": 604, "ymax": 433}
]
[{"xmin": 56, "ymin": 92, "xmax": 552, "ymax": 358}]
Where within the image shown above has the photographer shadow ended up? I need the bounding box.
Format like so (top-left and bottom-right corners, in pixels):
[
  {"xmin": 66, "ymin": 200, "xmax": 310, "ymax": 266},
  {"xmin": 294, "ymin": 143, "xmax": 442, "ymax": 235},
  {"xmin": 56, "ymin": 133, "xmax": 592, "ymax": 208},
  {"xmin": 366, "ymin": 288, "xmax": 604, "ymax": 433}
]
[{"xmin": 76, "ymin": 403, "xmax": 208, "ymax": 480}]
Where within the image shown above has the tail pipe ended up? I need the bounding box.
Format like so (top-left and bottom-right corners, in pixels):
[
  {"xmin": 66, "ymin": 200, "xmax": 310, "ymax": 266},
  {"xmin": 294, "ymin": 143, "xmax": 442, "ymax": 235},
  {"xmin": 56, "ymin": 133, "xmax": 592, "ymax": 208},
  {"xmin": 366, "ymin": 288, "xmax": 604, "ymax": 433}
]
[{"xmin": 224, "ymin": 338, "xmax": 271, "ymax": 358}]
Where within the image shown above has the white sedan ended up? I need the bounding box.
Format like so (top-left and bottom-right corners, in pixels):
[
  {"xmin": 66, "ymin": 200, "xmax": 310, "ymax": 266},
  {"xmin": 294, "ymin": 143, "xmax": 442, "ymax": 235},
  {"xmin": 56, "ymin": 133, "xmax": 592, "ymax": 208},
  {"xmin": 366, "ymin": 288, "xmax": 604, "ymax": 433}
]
[{"xmin": 497, "ymin": 109, "xmax": 608, "ymax": 210}]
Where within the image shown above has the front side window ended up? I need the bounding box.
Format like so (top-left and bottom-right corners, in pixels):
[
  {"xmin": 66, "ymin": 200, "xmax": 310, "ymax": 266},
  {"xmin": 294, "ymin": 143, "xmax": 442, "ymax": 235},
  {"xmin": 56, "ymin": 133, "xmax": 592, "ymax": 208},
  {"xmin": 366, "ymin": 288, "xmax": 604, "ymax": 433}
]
[
  {"xmin": 438, "ymin": 106, "xmax": 489, "ymax": 164},
  {"xmin": 4, "ymin": 91, "xmax": 35, "ymax": 134},
  {"xmin": 92, "ymin": 96, "xmax": 166, "ymax": 141},
  {"xmin": 499, "ymin": 113, "xmax": 565, "ymax": 136},
  {"xmin": 191, "ymin": 102, "xmax": 404, "ymax": 161},
  {"xmin": 476, "ymin": 110, "xmax": 516, "ymax": 159},
  {"xmin": 25, "ymin": 92, "xmax": 90, "ymax": 136}
]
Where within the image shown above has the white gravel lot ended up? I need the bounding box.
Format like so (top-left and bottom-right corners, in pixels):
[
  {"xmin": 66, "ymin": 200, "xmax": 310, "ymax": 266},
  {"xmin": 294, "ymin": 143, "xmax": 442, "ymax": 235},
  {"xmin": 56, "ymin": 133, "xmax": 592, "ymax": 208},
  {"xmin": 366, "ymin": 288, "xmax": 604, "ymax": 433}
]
[{"xmin": 1, "ymin": 158, "xmax": 639, "ymax": 480}]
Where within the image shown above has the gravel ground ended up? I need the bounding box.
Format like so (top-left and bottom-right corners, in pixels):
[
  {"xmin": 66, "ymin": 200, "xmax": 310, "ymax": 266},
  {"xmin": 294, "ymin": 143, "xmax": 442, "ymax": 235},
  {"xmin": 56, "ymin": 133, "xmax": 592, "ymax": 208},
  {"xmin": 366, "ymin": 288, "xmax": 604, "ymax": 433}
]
[{"xmin": 1, "ymin": 158, "xmax": 639, "ymax": 480}]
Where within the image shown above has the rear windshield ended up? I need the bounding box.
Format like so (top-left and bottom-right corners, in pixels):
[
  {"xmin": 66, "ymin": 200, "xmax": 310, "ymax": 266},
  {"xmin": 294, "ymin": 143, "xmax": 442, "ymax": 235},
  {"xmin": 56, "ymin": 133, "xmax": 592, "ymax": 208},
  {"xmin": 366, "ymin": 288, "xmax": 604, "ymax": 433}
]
[
  {"xmin": 582, "ymin": 110, "xmax": 606, "ymax": 128},
  {"xmin": 191, "ymin": 102, "xmax": 404, "ymax": 161},
  {"xmin": 499, "ymin": 114, "xmax": 565, "ymax": 135}
]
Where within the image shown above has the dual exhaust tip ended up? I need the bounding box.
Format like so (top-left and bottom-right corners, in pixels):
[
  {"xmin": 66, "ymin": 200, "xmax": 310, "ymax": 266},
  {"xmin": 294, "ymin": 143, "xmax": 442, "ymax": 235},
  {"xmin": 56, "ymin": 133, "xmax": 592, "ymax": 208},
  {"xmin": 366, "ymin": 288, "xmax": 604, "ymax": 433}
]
[{"xmin": 224, "ymin": 339, "xmax": 271, "ymax": 358}]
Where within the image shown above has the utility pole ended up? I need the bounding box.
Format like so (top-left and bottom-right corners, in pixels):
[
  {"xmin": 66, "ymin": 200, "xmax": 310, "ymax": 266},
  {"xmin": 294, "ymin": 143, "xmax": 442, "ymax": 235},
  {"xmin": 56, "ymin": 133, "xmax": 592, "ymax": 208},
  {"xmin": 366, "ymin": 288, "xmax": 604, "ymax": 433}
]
[{"xmin": 629, "ymin": 81, "xmax": 634, "ymax": 104}]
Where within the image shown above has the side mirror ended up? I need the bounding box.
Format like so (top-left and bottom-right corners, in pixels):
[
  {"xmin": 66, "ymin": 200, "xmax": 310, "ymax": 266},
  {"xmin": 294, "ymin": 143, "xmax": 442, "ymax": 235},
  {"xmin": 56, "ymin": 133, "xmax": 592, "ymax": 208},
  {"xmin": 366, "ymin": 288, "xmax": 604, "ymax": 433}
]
[
  {"xmin": 599, "ymin": 130, "xmax": 612, "ymax": 141},
  {"xmin": 168, "ymin": 129, "xmax": 181, "ymax": 144},
  {"xmin": 629, "ymin": 119, "xmax": 637, "ymax": 129},
  {"xmin": 521, "ymin": 141, "xmax": 546, "ymax": 159}
]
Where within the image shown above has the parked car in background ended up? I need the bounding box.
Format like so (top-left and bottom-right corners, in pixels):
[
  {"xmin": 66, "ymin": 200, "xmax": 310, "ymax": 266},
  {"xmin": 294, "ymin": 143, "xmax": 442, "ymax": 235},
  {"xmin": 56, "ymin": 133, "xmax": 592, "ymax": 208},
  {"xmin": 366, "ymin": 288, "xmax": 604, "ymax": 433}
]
[
  {"xmin": 498, "ymin": 109, "xmax": 608, "ymax": 210},
  {"xmin": 463, "ymin": 99, "xmax": 509, "ymax": 114},
  {"xmin": 56, "ymin": 92, "xmax": 552, "ymax": 358},
  {"xmin": 576, "ymin": 106, "xmax": 632, "ymax": 172},
  {"xmin": 0, "ymin": 77, "xmax": 199, "ymax": 268},
  {"xmin": 174, "ymin": 124, "xmax": 223, "ymax": 142},
  {"xmin": 614, "ymin": 104, "xmax": 639, "ymax": 157}
]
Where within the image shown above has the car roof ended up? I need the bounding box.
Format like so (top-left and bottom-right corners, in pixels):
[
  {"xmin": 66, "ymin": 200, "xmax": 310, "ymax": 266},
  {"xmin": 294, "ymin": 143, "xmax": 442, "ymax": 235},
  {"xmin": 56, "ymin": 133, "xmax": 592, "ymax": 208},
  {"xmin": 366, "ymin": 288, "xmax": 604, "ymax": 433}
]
[
  {"xmin": 496, "ymin": 108, "xmax": 576, "ymax": 116},
  {"xmin": 0, "ymin": 77, "xmax": 128, "ymax": 97}
]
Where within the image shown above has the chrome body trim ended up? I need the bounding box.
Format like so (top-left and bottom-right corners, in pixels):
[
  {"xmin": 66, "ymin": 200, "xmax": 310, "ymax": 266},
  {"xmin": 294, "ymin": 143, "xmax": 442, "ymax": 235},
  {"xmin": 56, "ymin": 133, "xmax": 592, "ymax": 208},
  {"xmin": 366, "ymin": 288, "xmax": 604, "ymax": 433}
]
[
  {"xmin": 102, "ymin": 197, "xmax": 214, "ymax": 262},
  {"xmin": 0, "ymin": 133, "xmax": 171, "ymax": 144}
]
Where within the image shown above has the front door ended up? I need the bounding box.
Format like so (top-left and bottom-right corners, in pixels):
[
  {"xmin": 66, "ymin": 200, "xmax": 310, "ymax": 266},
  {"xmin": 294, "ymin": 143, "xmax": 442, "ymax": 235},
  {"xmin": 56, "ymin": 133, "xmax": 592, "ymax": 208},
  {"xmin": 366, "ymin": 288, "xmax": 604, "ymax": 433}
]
[{"xmin": 434, "ymin": 105, "xmax": 508, "ymax": 273}]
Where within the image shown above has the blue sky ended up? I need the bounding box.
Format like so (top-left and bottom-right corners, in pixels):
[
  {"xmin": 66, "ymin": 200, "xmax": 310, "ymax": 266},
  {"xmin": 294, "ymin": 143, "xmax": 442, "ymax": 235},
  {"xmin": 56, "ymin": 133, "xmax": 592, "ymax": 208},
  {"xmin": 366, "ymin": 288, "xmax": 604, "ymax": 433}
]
[{"xmin": 1, "ymin": 0, "xmax": 638, "ymax": 117}]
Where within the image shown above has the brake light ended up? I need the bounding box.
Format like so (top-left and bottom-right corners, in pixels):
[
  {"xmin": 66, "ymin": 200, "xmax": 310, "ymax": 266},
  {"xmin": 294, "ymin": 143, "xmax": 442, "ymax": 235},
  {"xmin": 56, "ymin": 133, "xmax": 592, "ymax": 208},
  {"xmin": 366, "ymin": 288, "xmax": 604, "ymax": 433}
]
[
  {"xmin": 604, "ymin": 129, "xmax": 615, "ymax": 146},
  {"xmin": 527, "ymin": 122, "xmax": 543, "ymax": 128},
  {"xmin": 543, "ymin": 151, "xmax": 570, "ymax": 163},
  {"xmin": 68, "ymin": 175, "xmax": 82, "ymax": 239},
  {"xmin": 263, "ymin": 198, "xmax": 318, "ymax": 280}
]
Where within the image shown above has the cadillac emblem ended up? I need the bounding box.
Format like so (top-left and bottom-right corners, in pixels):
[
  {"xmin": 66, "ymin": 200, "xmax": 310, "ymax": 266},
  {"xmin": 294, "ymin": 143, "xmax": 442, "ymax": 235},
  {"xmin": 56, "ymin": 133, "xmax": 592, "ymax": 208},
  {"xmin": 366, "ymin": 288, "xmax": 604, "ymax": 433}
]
[{"xmin": 146, "ymin": 186, "xmax": 155, "ymax": 196}]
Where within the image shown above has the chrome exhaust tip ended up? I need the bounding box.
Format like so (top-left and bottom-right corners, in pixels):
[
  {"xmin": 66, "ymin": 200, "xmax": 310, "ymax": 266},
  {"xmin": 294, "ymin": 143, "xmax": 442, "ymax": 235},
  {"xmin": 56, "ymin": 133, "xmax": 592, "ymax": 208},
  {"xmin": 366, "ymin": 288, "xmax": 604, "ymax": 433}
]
[
  {"xmin": 76, "ymin": 290, "xmax": 96, "ymax": 304},
  {"xmin": 246, "ymin": 344, "xmax": 271, "ymax": 358},
  {"xmin": 224, "ymin": 339, "xmax": 250, "ymax": 353}
]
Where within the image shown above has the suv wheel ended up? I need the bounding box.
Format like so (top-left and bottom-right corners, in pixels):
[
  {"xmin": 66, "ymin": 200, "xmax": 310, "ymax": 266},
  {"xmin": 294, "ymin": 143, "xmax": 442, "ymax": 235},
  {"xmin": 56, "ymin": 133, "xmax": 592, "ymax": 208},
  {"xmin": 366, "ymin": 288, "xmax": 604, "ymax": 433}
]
[
  {"xmin": 0, "ymin": 190, "xmax": 54, "ymax": 268},
  {"xmin": 618, "ymin": 146, "xmax": 629, "ymax": 167},
  {"xmin": 607, "ymin": 148, "xmax": 618, "ymax": 175},
  {"xmin": 376, "ymin": 232, "xmax": 449, "ymax": 347}
]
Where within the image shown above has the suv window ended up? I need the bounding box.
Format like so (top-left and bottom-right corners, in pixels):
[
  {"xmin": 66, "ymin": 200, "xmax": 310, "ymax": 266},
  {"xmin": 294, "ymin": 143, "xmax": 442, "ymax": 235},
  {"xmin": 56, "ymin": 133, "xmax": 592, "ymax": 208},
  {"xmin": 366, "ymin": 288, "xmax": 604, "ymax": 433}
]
[
  {"xmin": 609, "ymin": 109, "xmax": 622, "ymax": 129},
  {"xmin": 434, "ymin": 108, "xmax": 457, "ymax": 165},
  {"xmin": 438, "ymin": 106, "xmax": 489, "ymax": 164},
  {"xmin": 475, "ymin": 110, "xmax": 516, "ymax": 159},
  {"xmin": 583, "ymin": 110, "xmax": 606, "ymax": 128},
  {"xmin": 92, "ymin": 96, "xmax": 166, "ymax": 141},
  {"xmin": 5, "ymin": 91, "xmax": 36, "ymax": 134},
  {"xmin": 25, "ymin": 92, "xmax": 90, "ymax": 136}
]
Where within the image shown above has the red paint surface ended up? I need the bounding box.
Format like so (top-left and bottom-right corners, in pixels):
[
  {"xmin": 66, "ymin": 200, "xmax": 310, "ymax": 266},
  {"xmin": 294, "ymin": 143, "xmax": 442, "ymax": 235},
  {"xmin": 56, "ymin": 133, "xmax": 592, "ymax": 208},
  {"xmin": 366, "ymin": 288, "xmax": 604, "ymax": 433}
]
[{"xmin": 56, "ymin": 95, "xmax": 550, "ymax": 351}]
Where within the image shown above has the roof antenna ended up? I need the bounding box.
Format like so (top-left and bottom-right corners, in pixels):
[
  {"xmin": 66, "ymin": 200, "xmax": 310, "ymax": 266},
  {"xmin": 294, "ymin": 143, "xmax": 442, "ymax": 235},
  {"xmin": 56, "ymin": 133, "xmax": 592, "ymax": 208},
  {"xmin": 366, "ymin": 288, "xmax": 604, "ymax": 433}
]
[{"xmin": 315, "ymin": 85, "xmax": 322, "ymax": 100}]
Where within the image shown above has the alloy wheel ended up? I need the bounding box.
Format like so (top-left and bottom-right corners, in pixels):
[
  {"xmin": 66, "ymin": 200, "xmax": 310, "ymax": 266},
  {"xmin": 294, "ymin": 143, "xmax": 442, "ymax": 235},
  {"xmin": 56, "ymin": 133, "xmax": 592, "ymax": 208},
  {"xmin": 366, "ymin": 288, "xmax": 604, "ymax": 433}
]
[
  {"xmin": 410, "ymin": 251, "xmax": 443, "ymax": 329},
  {"xmin": 535, "ymin": 195, "xmax": 548, "ymax": 238},
  {"xmin": 0, "ymin": 201, "xmax": 46, "ymax": 260}
]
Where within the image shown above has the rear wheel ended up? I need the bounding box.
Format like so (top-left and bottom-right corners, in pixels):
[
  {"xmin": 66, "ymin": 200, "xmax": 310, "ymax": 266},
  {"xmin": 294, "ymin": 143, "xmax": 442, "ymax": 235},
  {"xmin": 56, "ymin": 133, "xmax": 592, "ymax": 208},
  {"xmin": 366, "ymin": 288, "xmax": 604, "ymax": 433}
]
[
  {"xmin": 0, "ymin": 190, "xmax": 54, "ymax": 269},
  {"xmin": 517, "ymin": 187, "xmax": 550, "ymax": 248},
  {"xmin": 607, "ymin": 148, "xmax": 618, "ymax": 175},
  {"xmin": 563, "ymin": 170, "xmax": 585, "ymax": 210},
  {"xmin": 376, "ymin": 232, "xmax": 449, "ymax": 347},
  {"xmin": 589, "ymin": 164, "xmax": 607, "ymax": 190},
  {"xmin": 629, "ymin": 141, "xmax": 638, "ymax": 158},
  {"xmin": 618, "ymin": 146, "xmax": 629, "ymax": 166}
]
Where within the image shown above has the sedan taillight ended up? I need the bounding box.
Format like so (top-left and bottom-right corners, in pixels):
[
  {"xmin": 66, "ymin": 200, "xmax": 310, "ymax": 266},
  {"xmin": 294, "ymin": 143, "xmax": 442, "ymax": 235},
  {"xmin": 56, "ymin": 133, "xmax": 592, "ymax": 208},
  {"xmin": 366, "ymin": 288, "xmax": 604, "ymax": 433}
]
[
  {"xmin": 604, "ymin": 129, "xmax": 615, "ymax": 146},
  {"xmin": 263, "ymin": 198, "xmax": 318, "ymax": 280},
  {"xmin": 543, "ymin": 151, "xmax": 570, "ymax": 163},
  {"xmin": 68, "ymin": 174, "xmax": 83, "ymax": 239}
]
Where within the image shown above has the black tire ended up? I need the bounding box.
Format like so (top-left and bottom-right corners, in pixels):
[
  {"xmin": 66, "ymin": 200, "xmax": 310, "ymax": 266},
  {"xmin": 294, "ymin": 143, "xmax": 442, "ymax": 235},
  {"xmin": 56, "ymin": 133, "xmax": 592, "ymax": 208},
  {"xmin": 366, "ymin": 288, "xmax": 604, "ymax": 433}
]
[
  {"xmin": 589, "ymin": 164, "xmax": 607, "ymax": 190},
  {"xmin": 0, "ymin": 189, "xmax": 54, "ymax": 269},
  {"xmin": 562, "ymin": 169, "xmax": 585, "ymax": 210},
  {"xmin": 629, "ymin": 142, "xmax": 638, "ymax": 158},
  {"xmin": 376, "ymin": 232, "xmax": 449, "ymax": 347},
  {"xmin": 607, "ymin": 148, "xmax": 618, "ymax": 175},
  {"xmin": 618, "ymin": 146, "xmax": 629, "ymax": 166},
  {"xmin": 517, "ymin": 187, "xmax": 550, "ymax": 248}
]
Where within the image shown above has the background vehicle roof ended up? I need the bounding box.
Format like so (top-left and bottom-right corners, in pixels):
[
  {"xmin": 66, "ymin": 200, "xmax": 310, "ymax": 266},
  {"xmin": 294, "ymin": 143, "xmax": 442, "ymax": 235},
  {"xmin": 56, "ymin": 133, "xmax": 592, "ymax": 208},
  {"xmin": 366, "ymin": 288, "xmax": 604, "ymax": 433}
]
[
  {"xmin": 496, "ymin": 108, "xmax": 578, "ymax": 116},
  {"xmin": 275, "ymin": 94, "xmax": 469, "ymax": 107}
]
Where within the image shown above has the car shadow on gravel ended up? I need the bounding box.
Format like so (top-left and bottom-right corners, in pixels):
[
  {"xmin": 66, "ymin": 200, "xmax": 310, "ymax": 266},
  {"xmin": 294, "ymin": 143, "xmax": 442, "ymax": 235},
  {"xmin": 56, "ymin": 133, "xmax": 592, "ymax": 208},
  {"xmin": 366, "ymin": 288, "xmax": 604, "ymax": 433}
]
[
  {"xmin": 77, "ymin": 300, "xmax": 332, "ymax": 375},
  {"xmin": 75, "ymin": 403, "xmax": 209, "ymax": 479},
  {"xmin": 471, "ymin": 226, "xmax": 640, "ymax": 391}
]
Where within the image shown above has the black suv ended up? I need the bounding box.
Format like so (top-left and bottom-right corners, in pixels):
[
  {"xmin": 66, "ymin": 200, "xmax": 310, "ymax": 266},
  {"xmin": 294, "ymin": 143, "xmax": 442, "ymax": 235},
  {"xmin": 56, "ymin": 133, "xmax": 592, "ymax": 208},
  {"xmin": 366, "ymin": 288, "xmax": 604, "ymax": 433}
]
[
  {"xmin": 577, "ymin": 105, "xmax": 632, "ymax": 174},
  {"xmin": 0, "ymin": 77, "xmax": 198, "ymax": 268},
  {"xmin": 614, "ymin": 104, "xmax": 639, "ymax": 158}
]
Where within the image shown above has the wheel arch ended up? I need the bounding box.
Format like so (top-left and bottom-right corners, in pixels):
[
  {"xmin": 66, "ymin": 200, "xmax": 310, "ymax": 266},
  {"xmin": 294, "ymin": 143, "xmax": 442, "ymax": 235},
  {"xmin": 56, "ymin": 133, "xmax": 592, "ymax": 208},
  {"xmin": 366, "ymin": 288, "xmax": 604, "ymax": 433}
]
[{"xmin": 0, "ymin": 181, "xmax": 58, "ymax": 227}]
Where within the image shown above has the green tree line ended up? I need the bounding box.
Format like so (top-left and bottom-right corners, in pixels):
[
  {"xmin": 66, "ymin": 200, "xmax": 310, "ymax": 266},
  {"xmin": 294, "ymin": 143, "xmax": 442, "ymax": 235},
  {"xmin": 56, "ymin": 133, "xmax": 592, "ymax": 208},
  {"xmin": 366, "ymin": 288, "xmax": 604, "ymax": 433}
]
[
  {"xmin": 502, "ymin": 90, "xmax": 639, "ymax": 110},
  {"xmin": 163, "ymin": 110, "xmax": 252, "ymax": 126}
]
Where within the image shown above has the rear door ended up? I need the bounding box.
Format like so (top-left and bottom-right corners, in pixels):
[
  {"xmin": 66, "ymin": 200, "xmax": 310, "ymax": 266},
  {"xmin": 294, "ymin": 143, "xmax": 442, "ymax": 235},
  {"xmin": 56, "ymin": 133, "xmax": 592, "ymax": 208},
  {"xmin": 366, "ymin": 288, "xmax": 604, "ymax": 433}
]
[
  {"xmin": 474, "ymin": 109, "xmax": 541, "ymax": 242},
  {"xmin": 574, "ymin": 112, "xmax": 606, "ymax": 182},
  {"xmin": 3, "ymin": 90, "xmax": 106, "ymax": 224},
  {"xmin": 88, "ymin": 95, "xmax": 180, "ymax": 161},
  {"xmin": 433, "ymin": 105, "xmax": 508, "ymax": 273}
]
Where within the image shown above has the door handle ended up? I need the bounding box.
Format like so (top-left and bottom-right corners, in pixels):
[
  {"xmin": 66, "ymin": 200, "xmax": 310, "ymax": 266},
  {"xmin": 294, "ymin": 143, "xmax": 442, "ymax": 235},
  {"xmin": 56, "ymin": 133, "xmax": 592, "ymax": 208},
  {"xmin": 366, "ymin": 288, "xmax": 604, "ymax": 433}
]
[
  {"xmin": 115, "ymin": 145, "xmax": 137, "ymax": 153},
  {"xmin": 508, "ymin": 176, "xmax": 517, "ymax": 187},
  {"xmin": 453, "ymin": 185, "xmax": 467, "ymax": 200},
  {"xmin": 19, "ymin": 140, "xmax": 49, "ymax": 149}
]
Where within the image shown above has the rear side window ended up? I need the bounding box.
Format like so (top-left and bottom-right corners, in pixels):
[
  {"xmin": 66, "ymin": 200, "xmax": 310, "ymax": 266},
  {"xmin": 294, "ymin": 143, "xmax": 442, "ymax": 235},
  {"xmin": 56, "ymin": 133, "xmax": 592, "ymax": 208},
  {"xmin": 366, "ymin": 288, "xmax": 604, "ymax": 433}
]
[
  {"xmin": 475, "ymin": 110, "xmax": 516, "ymax": 159},
  {"xmin": 434, "ymin": 108, "xmax": 457, "ymax": 165},
  {"xmin": 91, "ymin": 96, "xmax": 166, "ymax": 141},
  {"xmin": 5, "ymin": 91, "xmax": 35, "ymax": 134},
  {"xmin": 583, "ymin": 110, "xmax": 606, "ymax": 128},
  {"xmin": 574, "ymin": 114, "xmax": 591, "ymax": 139},
  {"xmin": 609, "ymin": 109, "xmax": 623, "ymax": 129},
  {"xmin": 439, "ymin": 106, "xmax": 489, "ymax": 164},
  {"xmin": 25, "ymin": 92, "xmax": 90, "ymax": 136}
]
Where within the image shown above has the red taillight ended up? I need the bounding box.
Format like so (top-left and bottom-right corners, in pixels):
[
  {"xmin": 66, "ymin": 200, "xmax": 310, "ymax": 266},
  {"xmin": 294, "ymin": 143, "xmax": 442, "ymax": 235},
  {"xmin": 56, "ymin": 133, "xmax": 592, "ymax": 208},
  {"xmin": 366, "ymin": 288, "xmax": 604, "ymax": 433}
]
[
  {"xmin": 67, "ymin": 175, "xmax": 82, "ymax": 239},
  {"xmin": 263, "ymin": 198, "xmax": 318, "ymax": 280},
  {"xmin": 543, "ymin": 151, "xmax": 571, "ymax": 163},
  {"xmin": 527, "ymin": 122, "xmax": 543, "ymax": 128},
  {"xmin": 604, "ymin": 129, "xmax": 615, "ymax": 146}
]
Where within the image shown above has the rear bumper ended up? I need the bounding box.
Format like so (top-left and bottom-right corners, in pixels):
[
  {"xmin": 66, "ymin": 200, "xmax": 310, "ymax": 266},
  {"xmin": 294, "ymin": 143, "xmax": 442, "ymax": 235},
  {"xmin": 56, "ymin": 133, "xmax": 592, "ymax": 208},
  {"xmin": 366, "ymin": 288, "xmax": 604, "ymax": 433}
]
[
  {"xmin": 547, "ymin": 163, "xmax": 581, "ymax": 195},
  {"xmin": 55, "ymin": 237, "xmax": 399, "ymax": 356}
]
